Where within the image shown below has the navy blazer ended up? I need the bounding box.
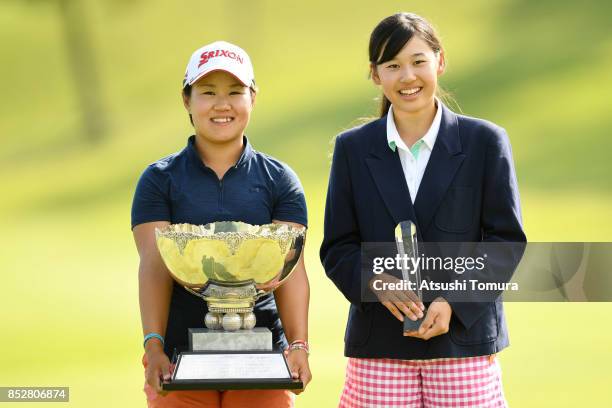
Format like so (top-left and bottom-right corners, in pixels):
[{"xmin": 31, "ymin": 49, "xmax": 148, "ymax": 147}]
[{"xmin": 320, "ymin": 104, "xmax": 526, "ymax": 359}]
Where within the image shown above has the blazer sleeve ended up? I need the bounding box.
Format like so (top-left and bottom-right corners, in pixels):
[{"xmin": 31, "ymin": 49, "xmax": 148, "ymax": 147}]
[
  {"xmin": 320, "ymin": 135, "xmax": 368, "ymax": 310},
  {"xmin": 447, "ymin": 128, "xmax": 527, "ymax": 329}
]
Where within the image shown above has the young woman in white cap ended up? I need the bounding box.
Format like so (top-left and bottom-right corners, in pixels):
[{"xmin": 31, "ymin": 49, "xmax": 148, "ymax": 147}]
[{"xmin": 132, "ymin": 41, "xmax": 311, "ymax": 408}]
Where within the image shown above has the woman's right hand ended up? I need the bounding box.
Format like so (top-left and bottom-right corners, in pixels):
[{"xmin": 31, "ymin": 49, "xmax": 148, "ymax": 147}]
[
  {"xmin": 144, "ymin": 341, "xmax": 172, "ymax": 395},
  {"xmin": 369, "ymin": 273, "xmax": 425, "ymax": 322}
]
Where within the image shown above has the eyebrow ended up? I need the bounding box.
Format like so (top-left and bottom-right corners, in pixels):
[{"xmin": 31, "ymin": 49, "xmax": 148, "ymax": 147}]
[{"xmin": 386, "ymin": 52, "xmax": 427, "ymax": 62}]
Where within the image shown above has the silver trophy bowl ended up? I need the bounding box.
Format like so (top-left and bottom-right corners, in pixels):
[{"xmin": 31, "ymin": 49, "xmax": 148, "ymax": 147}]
[{"xmin": 155, "ymin": 221, "xmax": 305, "ymax": 331}]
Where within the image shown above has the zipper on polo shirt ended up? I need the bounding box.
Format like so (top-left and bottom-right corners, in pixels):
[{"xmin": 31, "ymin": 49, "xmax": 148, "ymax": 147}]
[
  {"xmin": 217, "ymin": 165, "xmax": 238, "ymax": 212},
  {"xmin": 198, "ymin": 165, "xmax": 223, "ymax": 211},
  {"xmin": 218, "ymin": 179, "xmax": 223, "ymax": 211},
  {"xmin": 210, "ymin": 163, "xmax": 240, "ymax": 213}
]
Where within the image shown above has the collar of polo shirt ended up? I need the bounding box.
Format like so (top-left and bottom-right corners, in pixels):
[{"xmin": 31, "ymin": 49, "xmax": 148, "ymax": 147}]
[
  {"xmin": 386, "ymin": 98, "xmax": 442, "ymax": 157},
  {"xmin": 186, "ymin": 135, "xmax": 255, "ymax": 170}
]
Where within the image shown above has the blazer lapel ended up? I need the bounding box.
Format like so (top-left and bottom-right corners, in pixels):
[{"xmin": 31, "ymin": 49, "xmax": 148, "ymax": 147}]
[
  {"xmin": 414, "ymin": 104, "xmax": 465, "ymax": 233},
  {"xmin": 365, "ymin": 117, "xmax": 417, "ymax": 226}
]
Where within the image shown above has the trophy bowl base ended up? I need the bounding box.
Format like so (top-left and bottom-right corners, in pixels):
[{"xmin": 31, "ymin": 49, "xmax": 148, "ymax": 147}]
[{"xmin": 189, "ymin": 328, "xmax": 272, "ymax": 351}]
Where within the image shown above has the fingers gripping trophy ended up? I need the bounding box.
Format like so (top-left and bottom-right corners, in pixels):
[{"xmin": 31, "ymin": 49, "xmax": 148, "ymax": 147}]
[{"xmin": 155, "ymin": 221, "xmax": 305, "ymax": 390}]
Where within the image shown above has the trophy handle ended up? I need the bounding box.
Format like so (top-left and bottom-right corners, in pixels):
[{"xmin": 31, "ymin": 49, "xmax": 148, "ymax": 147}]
[
  {"xmin": 254, "ymin": 289, "xmax": 269, "ymax": 300},
  {"xmin": 184, "ymin": 286, "xmax": 206, "ymax": 299}
]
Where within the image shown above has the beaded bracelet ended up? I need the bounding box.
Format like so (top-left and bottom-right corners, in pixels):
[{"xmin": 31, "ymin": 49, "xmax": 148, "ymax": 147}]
[
  {"xmin": 287, "ymin": 340, "xmax": 310, "ymax": 355},
  {"xmin": 143, "ymin": 333, "xmax": 165, "ymax": 349}
]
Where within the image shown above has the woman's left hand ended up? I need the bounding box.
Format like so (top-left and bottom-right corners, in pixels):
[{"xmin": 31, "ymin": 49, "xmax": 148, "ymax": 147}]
[
  {"xmin": 404, "ymin": 297, "xmax": 452, "ymax": 340},
  {"xmin": 285, "ymin": 348, "xmax": 312, "ymax": 394}
]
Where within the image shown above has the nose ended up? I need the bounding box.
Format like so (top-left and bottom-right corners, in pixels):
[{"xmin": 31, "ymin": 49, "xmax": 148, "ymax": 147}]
[
  {"xmin": 399, "ymin": 66, "xmax": 417, "ymax": 83},
  {"xmin": 213, "ymin": 96, "xmax": 231, "ymax": 111}
]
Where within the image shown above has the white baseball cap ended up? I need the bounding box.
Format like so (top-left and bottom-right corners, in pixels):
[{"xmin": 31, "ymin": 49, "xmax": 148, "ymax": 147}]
[{"xmin": 183, "ymin": 41, "xmax": 255, "ymax": 89}]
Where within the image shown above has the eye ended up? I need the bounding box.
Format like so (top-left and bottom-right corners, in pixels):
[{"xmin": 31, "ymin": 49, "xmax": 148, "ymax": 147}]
[
  {"xmin": 230, "ymin": 91, "xmax": 245, "ymax": 95},
  {"xmin": 201, "ymin": 91, "xmax": 215, "ymax": 95},
  {"xmin": 414, "ymin": 60, "xmax": 427, "ymax": 65},
  {"xmin": 386, "ymin": 63, "xmax": 400, "ymax": 69}
]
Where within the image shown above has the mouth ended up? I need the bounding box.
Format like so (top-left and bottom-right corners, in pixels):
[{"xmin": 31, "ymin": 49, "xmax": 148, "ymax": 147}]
[
  {"xmin": 210, "ymin": 117, "xmax": 235, "ymax": 124},
  {"xmin": 398, "ymin": 87, "xmax": 422, "ymax": 98}
]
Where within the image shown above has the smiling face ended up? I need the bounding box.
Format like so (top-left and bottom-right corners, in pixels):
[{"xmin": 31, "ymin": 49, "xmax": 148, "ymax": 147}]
[
  {"xmin": 372, "ymin": 35, "xmax": 445, "ymax": 119},
  {"xmin": 183, "ymin": 70, "xmax": 255, "ymax": 144}
]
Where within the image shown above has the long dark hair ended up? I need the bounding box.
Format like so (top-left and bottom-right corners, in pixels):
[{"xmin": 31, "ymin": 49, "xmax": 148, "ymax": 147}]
[{"xmin": 368, "ymin": 12, "xmax": 456, "ymax": 117}]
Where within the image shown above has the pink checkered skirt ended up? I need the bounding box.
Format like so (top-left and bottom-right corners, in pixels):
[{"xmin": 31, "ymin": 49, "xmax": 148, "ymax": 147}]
[{"xmin": 339, "ymin": 355, "xmax": 507, "ymax": 408}]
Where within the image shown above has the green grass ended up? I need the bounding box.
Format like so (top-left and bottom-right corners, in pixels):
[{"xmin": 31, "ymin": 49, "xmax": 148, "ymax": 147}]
[{"xmin": 1, "ymin": 1, "xmax": 611, "ymax": 407}]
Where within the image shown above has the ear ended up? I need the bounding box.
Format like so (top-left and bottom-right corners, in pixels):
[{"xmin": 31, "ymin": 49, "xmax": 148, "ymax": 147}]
[
  {"xmin": 437, "ymin": 50, "xmax": 446, "ymax": 76},
  {"xmin": 182, "ymin": 90, "xmax": 191, "ymax": 112},
  {"xmin": 250, "ymin": 90, "xmax": 256, "ymax": 108},
  {"xmin": 370, "ymin": 64, "xmax": 382, "ymax": 85}
]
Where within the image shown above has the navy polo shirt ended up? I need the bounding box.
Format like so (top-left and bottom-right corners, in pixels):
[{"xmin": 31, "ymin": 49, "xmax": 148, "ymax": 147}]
[{"xmin": 131, "ymin": 135, "xmax": 307, "ymax": 358}]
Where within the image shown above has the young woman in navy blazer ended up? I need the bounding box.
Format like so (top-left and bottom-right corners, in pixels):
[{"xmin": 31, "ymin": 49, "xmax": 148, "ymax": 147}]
[{"xmin": 320, "ymin": 13, "xmax": 526, "ymax": 407}]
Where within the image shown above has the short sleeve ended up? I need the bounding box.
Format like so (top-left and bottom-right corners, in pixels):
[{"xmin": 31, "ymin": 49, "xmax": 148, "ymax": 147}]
[
  {"xmin": 131, "ymin": 166, "xmax": 171, "ymax": 229},
  {"xmin": 272, "ymin": 165, "xmax": 308, "ymax": 227}
]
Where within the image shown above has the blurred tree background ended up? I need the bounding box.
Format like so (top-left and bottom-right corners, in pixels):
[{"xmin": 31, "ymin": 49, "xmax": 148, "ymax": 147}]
[{"xmin": 1, "ymin": 0, "xmax": 611, "ymax": 406}]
